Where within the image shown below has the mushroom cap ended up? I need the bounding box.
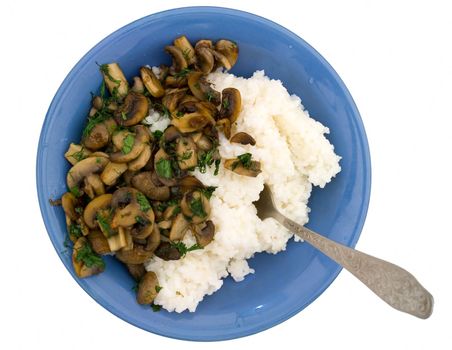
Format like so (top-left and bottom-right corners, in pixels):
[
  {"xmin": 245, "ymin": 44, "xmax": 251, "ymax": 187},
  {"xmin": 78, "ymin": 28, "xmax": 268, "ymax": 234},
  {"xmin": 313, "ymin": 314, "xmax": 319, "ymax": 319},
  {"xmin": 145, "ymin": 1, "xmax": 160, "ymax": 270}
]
[
  {"xmin": 109, "ymin": 125, "xmax": 151, "ymax": 163},
  {"xmin": 215, "ymin": 40, "xmax": 239, "ymax": 67},
  {"xmin": 230, "ymin": 132, "xmax": 256, "ymax": 146},
  {"xmin": 83, "ymin": 193, "xmax": 113, "ymax": 229},
  {"xmin": 136, "ymin": 271, "xmax": 159, "ymax": 305},
  {"xmin": 194, "ymin": 220, "xmax": 215, "ymax": 247},
  {"xmin": 165, "ymin": 45, "xmax": 188, "ymax": 73},
  {"xmin": 115, "ymin": 91, "xmax": 149, "ymax": 126},
  {"xmin": 131, "ymin": 171, "xmax": 170, "ymax": 201},
  {"xmin": 140, "ymin": 66, "xmax": 165, "ymax": 98},
  {"xmin": 67, "ymin": 156, "xmax": 109, "ymax": 190}
]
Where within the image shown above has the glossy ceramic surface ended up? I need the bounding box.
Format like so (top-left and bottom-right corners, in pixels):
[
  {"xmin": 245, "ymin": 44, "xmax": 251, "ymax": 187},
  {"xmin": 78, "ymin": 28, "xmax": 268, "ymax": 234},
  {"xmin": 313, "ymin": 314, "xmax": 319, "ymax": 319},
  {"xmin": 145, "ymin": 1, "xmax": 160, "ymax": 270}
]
[{"xmin": 36, "ymin": 7, "xmax": 371, "ymax": 341}]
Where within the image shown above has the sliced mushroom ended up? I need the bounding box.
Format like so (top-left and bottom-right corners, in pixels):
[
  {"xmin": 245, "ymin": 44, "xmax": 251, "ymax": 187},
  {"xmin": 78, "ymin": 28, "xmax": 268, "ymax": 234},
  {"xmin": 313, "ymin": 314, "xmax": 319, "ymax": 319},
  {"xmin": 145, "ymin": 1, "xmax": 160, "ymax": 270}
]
[
  {"xmin": 180, "ymin": 190, "xmax": 210, "ymax": 224},
  {"xmin": 100, "ymin": 63, "xmax": 129, "ymax": 100},
  {"xmin": 195, "ymin": 47, "xmax": 214, "ymax": 74},
  {"xmin": 62, "ymin": 192, "xmax": 78, "ymax": 221},
  {"xmin": 220, "ymin": 88, "xmax": 241, "ymax": 123},
  {"xmin": 196, "ymin": 101, "xmax": 218, "ymax": 122},
  {"xmin": 65, "ymin": 143, "xmax": 91, "ymax": 165},
  {"xmin": 174, "ymin": 35, "xmax": 196, "ymax": 65},
  {"xmin": 88, "ymin": 151, "xmax": 110, "ymax": 159},
  {"xmin": 84, "ymin": 173, "xmax": 106, "ymax": 199},
  {"xmin": 110, "ymin": 125, "xmax": 150, "ymax": 163},
  {"xmin": 67, "ymin": 156, "xmax": 109, "ymax": 190},
  {"xmin": 224, "ymin": 158, "xmax": 262, "ymax": 177},
  {"xmin": 162, "ymin": 88, "xmax": 187, "ymax": 113},
  {"xmin": 128, "ymin": 144, "xmax": 151, "ymax": 172},
  {"xmin": 171, "ymin": 112, "xmax": 211, "ymax": 133},
  {"xmin": 194, "ymin": 220, "xmax": 215, "ymax": 247},
  {"xmin": 72, "ymin": 237, "xmax": 105, "ymax": 278},
  {"xmin": 83, "ymin": 193, "xmax": 113, "ymax": 229},
  {"xmin": 179, "ymin": 175, "xmax": 204, "ymax": 193},
  {"xmin": 215, "ymin": 40, "xmax": 239, "ymax": 67},
  {"xmin": 83, "ymin": 122, "xmax": 110, "ymax": 150},
  {"xmin": 107, "ymin": 226, "xmax": 128, "ymax": 251},
  {"xmin": 131, "ymin": 171, "xmax": 170, "ymax": 201},
  {"xmin": 230, "ymin": 132, "xmax": 256, "ymax": 145},
  {"xmin": 176, "ymin": 136, "xmax": 198, "ymax": 170},
  {"xmin": 137, "ymin": 271, "xmax": 159, "ymax": 305},
  {"xmin": 126, "ymin": 263, "xmax": 146, "ymax": 281},
  {"xmin": 87, "ymin": 230, "xmax": 111, "ymax": 255},
  {"xmin": 145, "ymin": 224, "xmax": 161, "ymax": 253},
  {"xmin": 92, "ymin": 96, "xmax": 103, "ymax": 110},
  {"xmin": 112, "ymin": 129, "xmax": 131, "ymax": 150},
  {"xmin": 100, "ymin": 162, "xmax": 128, "ymax": 186},
  {"xmin": 153, "ymin": 148, "xmax": 178, "ymax": 186},
  {"xmin": 216, "ymin": 118, "xmax": 231, "ymax": 139},
  {"xmin": 195, "ymin": 39, "xmax": 213, "ymax": 50},
  {"xmin": 140, "ymin": 66, "xmax": 165, "ymax": 98},
  {"xmin": 169, "ymin": 213, "xmax": 189, "ymax": 241},
  {"xmin": 187, "ymin": 72, "xmax": 220, "ymax": 105},
  {"xmin": 165, "ymin": 45, "xmax": 188, "ymax": 73},
  {"xmin": 131, "ymin": 76, "xmax": 145, "ymax": 93},
  {"xmin": 115, "ymin": 244, "xmax": 154, "ymax": 264},
  {"xmin": 165, "ymin": 75, "xmax": 188, "ymax": 88},
  {"xmin": 211, "ymin": 49, "xmax": 232, "ymax": 70},
  {"xmin": 191, "ymin": 132, "xmax": 213, "ymax": 151},
  {"xmin": 154, "ymin": 242, "xmax": 181, "ymax": 261},
  {"xmin": 158, "ymin": 220, "xmax": 172, "ymax": 230},
  {"xmin": 115, "ymin": 91, "xmax": 149, "ymax": 126}
]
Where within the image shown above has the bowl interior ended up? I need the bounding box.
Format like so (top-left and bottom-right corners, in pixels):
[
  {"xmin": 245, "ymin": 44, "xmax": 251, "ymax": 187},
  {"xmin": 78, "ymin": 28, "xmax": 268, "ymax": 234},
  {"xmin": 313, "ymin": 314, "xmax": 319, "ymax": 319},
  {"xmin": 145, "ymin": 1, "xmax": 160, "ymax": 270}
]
[{"xmin": 37, "ymin": 7, "xmax": 370, "ymax": 341}]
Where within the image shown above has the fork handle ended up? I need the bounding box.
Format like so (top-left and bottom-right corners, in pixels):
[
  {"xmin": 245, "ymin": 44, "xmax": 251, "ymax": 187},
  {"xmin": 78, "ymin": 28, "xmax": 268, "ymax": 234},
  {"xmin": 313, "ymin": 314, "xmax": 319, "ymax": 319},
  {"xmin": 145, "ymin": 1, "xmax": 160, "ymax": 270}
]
[{"xmin": 280, "ymin": 216, "xmax": 433, "ymax": 319}]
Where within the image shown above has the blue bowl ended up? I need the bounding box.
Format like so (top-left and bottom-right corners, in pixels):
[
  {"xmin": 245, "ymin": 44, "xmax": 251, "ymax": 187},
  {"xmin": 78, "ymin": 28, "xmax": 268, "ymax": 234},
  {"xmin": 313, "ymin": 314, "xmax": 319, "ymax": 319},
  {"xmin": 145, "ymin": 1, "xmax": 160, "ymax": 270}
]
[{"xmin": 36, "ymin": 7, "xmax": 371, "ymax": 341}]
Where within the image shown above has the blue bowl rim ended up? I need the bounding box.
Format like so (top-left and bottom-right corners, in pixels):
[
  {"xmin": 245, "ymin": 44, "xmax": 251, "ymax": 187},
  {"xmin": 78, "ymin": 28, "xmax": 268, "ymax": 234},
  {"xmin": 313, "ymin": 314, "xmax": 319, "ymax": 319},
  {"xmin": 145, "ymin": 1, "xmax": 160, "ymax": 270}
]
[{"xmin": 36, "ymin": 6, "xmax": 371, "ymax": 341}]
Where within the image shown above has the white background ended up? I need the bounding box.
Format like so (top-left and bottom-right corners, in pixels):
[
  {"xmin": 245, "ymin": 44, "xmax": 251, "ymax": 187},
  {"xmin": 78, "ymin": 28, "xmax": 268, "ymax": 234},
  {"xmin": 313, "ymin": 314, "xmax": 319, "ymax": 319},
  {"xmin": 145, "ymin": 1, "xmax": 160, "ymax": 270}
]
[{"xmin": 1, "ymin": 0, "xmax": 451, "ymax": 349}]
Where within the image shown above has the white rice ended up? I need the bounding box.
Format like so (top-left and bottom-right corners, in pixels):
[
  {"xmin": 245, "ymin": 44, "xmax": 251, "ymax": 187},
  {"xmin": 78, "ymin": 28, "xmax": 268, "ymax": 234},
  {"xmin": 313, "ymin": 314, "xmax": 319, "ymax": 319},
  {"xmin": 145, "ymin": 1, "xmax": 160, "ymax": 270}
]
[{"xmin": 144, "ymin": 70, "xmax": 341, "ymax": 312}]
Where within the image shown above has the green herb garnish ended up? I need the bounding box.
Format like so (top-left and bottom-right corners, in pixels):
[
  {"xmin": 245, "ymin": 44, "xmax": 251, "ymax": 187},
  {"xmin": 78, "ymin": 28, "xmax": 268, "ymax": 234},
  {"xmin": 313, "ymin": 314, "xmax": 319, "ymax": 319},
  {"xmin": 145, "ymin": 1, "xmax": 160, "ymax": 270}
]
[
  {"xmin": 179, "ymin": 151, "xmax": 193, "ymax": 161},
  {"xmin": 174, "ymin": 67, "xmax": 192, "ymax": 78},
  {"xmin": 121, "ymin": 134, "xmax": 135, "ymax": 154},
  {"xmin": 96, "ymin": 213, "xmax": 114, "ymax": 237},
  {"xmin": 170, "ymin": 242, "xmax": 203, "ymax": 257},
  {"xmin": 176, "ymin": 110, "xmax": 184, "ymax": 118},
  {"xmin": 156, "ymin": 158, "xmax": 173, "ymax": 179},
  {"xmin": 201, "ymin": 186, "xmax": 217, "ymax": 200},
  {"xmin": 205, "ymin": 91, "xmax": 215, "ymax": 102},
  {"xmin": 69, "ymin": 223, "xmax": 82, "ymax": 240},
  {"xmin": 155, "ymin": 285, "xmax": 163, "ymax": 293},
  {"xmin": 189, "ymin": 197, "xmax": 206, "ymax": 218},
  {"xmin": 181, "ymin": 49, "xmax": 191, "ymax": 63},
  {"xmin": 233, "ymin": 153, "xmax": 252, "ymax": 170},
  {"xmin": 70, "ymin": 185, "xmax": 82, "ymax": 198},
  {"xmin": 82, "ymin": 112, "xmax": 109, "ymax": 137},
  {"xmin": 151, "ymin": 304, "xmax": 162, "ymax": 312},
  {"xmin": 75, "ymin": 242, "xmax": 105, "ymax": 269},
  {"xmin": 135, "ymin": 216, "xmax": 148, "ymax": 225},
  {"xmin": 132, "ymin": 283, "xmax": 139, "ymax": 292},
  {"xmin": 153, "ymin": 130, "xmax": 163, "ymax": 140},
  {"xmin": 99, "ymin": 63, "xmax": 121, "ymax": 84},
  {"xmin": 222, "ymin": 98, "xmax": 230, "ymax": 109},
  {"xmin": 214, "ymin": 159, "xmax": 220, "ymax": 176},
  {"xmin": 121, "ymin": 111, "xmax": 128, "ymax": 120},
  {"xmin": 136, "ymin": 193, "xmax": 151, "ymax": 212},
  {"xmin": 70, "ymin": 147, "xmax": 87, "ymax": 162}
]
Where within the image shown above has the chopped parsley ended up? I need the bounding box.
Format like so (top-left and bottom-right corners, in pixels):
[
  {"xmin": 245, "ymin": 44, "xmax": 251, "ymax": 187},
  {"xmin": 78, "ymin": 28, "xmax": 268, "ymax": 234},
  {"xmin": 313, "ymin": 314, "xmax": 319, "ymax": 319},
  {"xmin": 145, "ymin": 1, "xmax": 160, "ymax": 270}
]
[
  {"xmin": 69, "ymin": 223, "xmax": 82, "ymax": 240},
  {"xmin": 70, "ymin": 185, "xmax": 82, "ymax": 198},
  {"xmin": 170, "ymin": 242, "xmax": 203, "ymax": 257},
  {"xmin": 151, "ymin": 304, "xmax": 162, "ymax": 312},
  {"xmin": 189, "ymin": 197, "xmax": 206, "ymax": 218},
  {"xmin": 176, "ymin": 110, "xmax": 184, "ymax": 118},
  {"xmin": 233, "ymin": 153, "xmax": 252, "ymax": 170},
  {"xmin": 197, "ymin": 144, "xmax": 218, "ymax": 174},
  {"xmin": 179, "ymin": 150, "xmax": 193, "ymax": 161},
  {"xmin": 135, "ymin": 216, "xmax": 148, "ymax": 225},
  {"xmin": 214, "ymin": 159, "xmax": 220, "ymax": 176},
  {"xmin": 152, "ymin": 130, "xmax": 163, "ymax": 141},
  {"xmin": 222, "ymin": 98, "xmax": 230, "ymax": 109},
  {"xmin": 132, "ymin": 283, "xmax": 139, "ymax": 292},
  {"xmin": 181, "ymin": 49, "xmax": 191, "ymax": 63},
  {"xmin": 121, "ymin": 111, "xmax": 128, "ymax": 121},
  {"xmin": 96, "ymin": 212, "xmax": 114, "ymax": 237},
  {"xmin": 82, "ymin": 112, "xmax": 109, "ymax": 137},
  {"xmin": 99, "ymin": 63, "xmax": 121, "ymax": 84},
  {"xmin": 155, "ymin": 285, "xmax": 163, "ymax": 293},
  {"xmin": 205, "ymin": 91, "xmax": 215, "ymax": 102},
  {"xmin": 156, "ymin": 158, "xmax": 173, "ymax": 179},
  {"xmin": 70, "ymin": 147, "xmax": 87, "ymax": 162},
  {"xmin": 121, "ymin": 134, "xmax": 135, "ymax": 154},
  {"xmin": 174, "ymin": 67, "xmax": 192, "ymax": 78},
  {"xmin": 136, "ymin": 193, "xmax": 151, "ymax": 212},
  {"xmin": 200, "ymin": 186, "xmax": 217, "ymax": 200},
  {"xmin": 75, "ymin": 206, "xmax": 83, "ymax": 215},
  {"xmin": 75, "ymin": 242, "xmax": 105, "ymax": 269}
]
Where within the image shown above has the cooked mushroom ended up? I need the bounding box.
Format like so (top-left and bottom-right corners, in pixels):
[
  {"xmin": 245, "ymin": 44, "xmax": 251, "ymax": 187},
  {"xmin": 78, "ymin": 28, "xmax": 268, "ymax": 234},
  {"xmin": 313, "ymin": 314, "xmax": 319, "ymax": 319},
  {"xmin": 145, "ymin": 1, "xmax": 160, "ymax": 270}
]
[
  {"xmin": 230, "ymin": 132, "xmax": 256, "ymax": 145},
  {"xmin": 191, "ymin": 132, "xmax": 213, "ymax": 151},
  {"xmin": 126, "ymin": 263, "xmax": 146, "ymax": 281},
  {"xmin": 107, "ymin": 226, "xmax": 128, "ymax": 251},
  {"xmin": 195, "ymin": 46, "xmax": 214, "ymax": 74},
  {"xmin": 188, "ymin": 72, "xmax": 221, "ymax": 105},
  {"xmin": 131, "ymin": 171, "xmax": 170, "ymax": 201},
  {"xmin": 215, "ymin": 40, "xmax": 239, "ymax": 67},
  {"xmin": 154, "ymin": 242, "xmax": 181, "ymax": 261},
  {"xmin": 224, "ymin": 156, "xmax": 262, "ymax": 177},
  {"xmin": 61, "ymin": 192, "xmax": 78, "ymax": 221},
  {"xmin": 158, "ymin": 220, "xmax": 172, "ymax": 230},
  {"xmin": 83, "ymin": 173, "xmax": 105, "ymax": 199},
  {"xmin": 171, "ymin": 112, "xmax": 211, "ymax": 133},
  {"xmin": 110, "ymin": 125, "xmax": 150, "ymax": 163},
  {"xmin": 72, "ymin": 237, "xmax": 105, "ymax": 278},
  {"xmin": 220, "ymin": 88, "xmax": 241, "ymax": 123},
  {"xmin": 211, "ymin": 49, "xmax": 232, "ymax": 70},
  {"xmin": 194, "ymin": 220, "xmax": 215, "ymax": 247},
  {"xmin": 179, "ymin": 175, "xmax": 204, "ymax": 192},
  {"xmin": 115, "ymin": 91, "xmax": 149, "ymax": 126},
  {"xmin": 83, "ymin": 193, "xmax": 113, "ymax": 229},
  {"xmin": 162, "ymin": 88, "xmax": 187, "ymax": 113},
  {"xmin": 131, "ymin": 76, "xmax": 145, "ymax": 93},
  {"xmin": 165, "ymin": 45, "xmax": 188, "ymax": 73},
  {"xmin": 145, "ymin": 224, "xmax": 161, "ymax": 253},
  {"xmin": 153, "ymin": 148, "xmax": 178, "ymax": 186},
  {"xmin": 128, "ymin": 144, "xmax": 151, "ymax": 172},
  {"xmin": 216, "ymin": 118, "xmax": 231, "ymax": 139},
  {"xmin": 169, "ymin": 213, "xmax": 189, "ymax": 241},
  {"xmin": 174, "ymin": 35, "xmax": 196, "ymax": 65},
  {"xmin": 176, "ymin": 136, "xmax": 198, "ymax": 170},
  {"xmin": 180, "ymin": 190, "xmax": 210, "ymax": 224},
  {"xmin": 83, "ymin": 122, "xmax": 110, "ymax": 150},
  {"xmin": 100, "ymin": 162, "xmax": 128, "ymax": 186},
  {"xmin": 115, "ymin": 244, "xmax": 154, "ymax": 264},
  {"xmin": 65, "ymin": 143, "xmax": 91, "ymax": 165},
  {"xmin": 158, "ymin": 64, "xmax": 169, "ymax": 83},
  {"xmin": 87, "ymin": 230, "xmax": 111, "ymax": 255},
  {"xmin": 137, "ymin": 271, "xmax": 159, "ymax": 305},
  {"xmin": 92, "ymin": 96, "xmax": 103, "ymax": 110},
  {"xmin": 67, "ymin": 156, "xmax": 109, "ymax": 190},
  {"xmin": 165, "ymin": 75, "xmax": 188, "ymax": 88},
  {"xmin": 140, "ymin": 66, "xmax": 165, "ymax": 98},
  {"xmin": 196, "ymin": 101, "xmax": 218, "ymax": 122},
  {"xmin": 100, "ymin": 63, "xmax": 129, "ymax": 100}
]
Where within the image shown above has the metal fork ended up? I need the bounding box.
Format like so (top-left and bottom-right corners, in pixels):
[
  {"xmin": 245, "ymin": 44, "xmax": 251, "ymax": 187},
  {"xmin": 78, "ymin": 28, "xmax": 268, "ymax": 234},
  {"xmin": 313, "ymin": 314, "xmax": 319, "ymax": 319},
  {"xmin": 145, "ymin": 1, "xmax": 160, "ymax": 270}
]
[{"xmin": 253, "ymin": 184, "xmax": 433, "ymax": 319}]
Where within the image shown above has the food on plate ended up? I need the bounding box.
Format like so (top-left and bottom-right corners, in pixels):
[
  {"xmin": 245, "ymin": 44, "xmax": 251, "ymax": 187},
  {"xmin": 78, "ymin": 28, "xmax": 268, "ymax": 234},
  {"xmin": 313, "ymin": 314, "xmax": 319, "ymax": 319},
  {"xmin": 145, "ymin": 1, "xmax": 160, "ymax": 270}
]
[{"xmin": 59, "ymin": 35, "xmax": 340, "ymax": 312}]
